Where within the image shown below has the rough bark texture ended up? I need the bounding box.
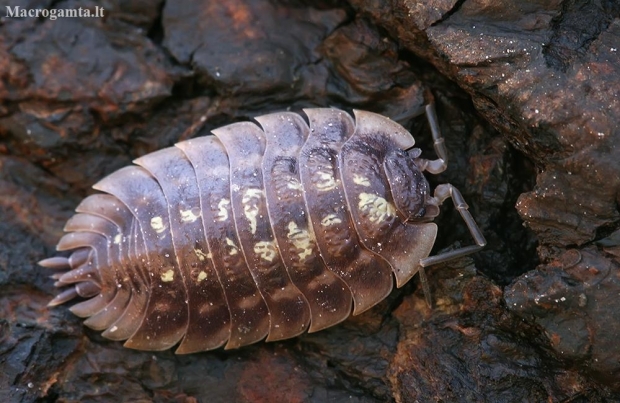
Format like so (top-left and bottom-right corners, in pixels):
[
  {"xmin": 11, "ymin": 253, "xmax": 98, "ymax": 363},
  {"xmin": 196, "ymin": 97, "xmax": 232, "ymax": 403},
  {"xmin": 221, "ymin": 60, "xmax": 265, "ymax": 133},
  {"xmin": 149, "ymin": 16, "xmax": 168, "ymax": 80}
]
[{"xmin": 1, "ymin": 0, "xmax": 618, "ymax": 402}]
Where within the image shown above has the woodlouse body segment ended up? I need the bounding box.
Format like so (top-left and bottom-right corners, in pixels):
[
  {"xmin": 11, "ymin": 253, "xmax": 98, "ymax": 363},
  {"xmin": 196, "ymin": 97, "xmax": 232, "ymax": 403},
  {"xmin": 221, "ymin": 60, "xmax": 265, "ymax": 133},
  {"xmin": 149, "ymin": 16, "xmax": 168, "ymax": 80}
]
[
  {"xmin": 42, "ymin": 104, "xmax": 486, "ymax": 353},
  {"xmin": 215, "ymin": 122, "xmax": 312, "ymax": 343},
  {"xmin": 177, "ymin": 136, "xmax": 270, "ymax": 350},
  {"xmin": 299, "ymin": 109, "xmax": 394, "ymax": 315},
  {"xmin": 256, "ymin": 112, "xmax": 352, "ymax": 333}
]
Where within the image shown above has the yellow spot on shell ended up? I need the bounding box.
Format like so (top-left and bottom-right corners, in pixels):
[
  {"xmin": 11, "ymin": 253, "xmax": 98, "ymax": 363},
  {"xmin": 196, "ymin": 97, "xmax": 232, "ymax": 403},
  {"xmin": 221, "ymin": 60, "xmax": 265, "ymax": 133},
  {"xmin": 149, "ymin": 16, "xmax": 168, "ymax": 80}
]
[
  {"xmin": 254, "ymin": 241, "xmax": 278, "ymax": 262},
  {"xmin": 113, "ymin": 234, "xmax": 122, "ymax": 244},
  {"xmin": 321, "ymin": 214, "xmax": 342, "ymax": 227},
  {"xmin": 242, "ymin": 188, "xmax": 263, "ymax": 234},
  {"xmin": 287, "ymin": 221, "xmax": 314, "ymax": 261},
  {"xmin": 216, "ymin": 199, "xmax": 230, "ymax": 221},
  {"xmin": 180, "ymin": 208, "xmax": 201, "ymax": 223},
  {"xmin": 226, "ymin": 238, "xmax": 239, "ymax": 255},
  {"xmin": 316, "ymin": 171, "xmax": 337, "ymax": 191},
  {"xmin": 353, "ymin": 174, "xmax": 371, "ymax": 187},
  {"xmin": 197, "ymin": 271, "xmax": 207, "ymax": 282},
  {"xmin": 358, "ymin": 193, "xmax": 396, "ymax": 223},
  {"xmin": 194, "ymin": 248, "xmax": 211, "ymax": 261},
  {"xmin": 161, "ymin": 269, "xmax": 174, "ymax": 282},
  {"xmin": 150, "ymin": 216, "xmax": 165, "ymax": 233},
  {"xmin": 287, "ymin": 179, "xmax": 303, "ymax": 191}
]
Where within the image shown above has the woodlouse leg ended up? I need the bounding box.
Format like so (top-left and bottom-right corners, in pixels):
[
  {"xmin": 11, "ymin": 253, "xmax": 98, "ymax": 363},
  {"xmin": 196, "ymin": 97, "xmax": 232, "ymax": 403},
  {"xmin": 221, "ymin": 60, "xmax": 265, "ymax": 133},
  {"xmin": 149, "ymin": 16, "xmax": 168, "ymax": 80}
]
[{"xmin": 418, "ymin": 184, "xmax": 487, "ymax": 304}]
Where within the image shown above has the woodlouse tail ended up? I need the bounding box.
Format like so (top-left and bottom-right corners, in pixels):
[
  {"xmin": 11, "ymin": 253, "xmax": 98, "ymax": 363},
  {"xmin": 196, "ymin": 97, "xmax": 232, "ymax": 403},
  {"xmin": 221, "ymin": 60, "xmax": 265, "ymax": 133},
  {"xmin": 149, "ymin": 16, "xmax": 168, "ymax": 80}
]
[
  {"xmin": 41, "ymin": 194, "xmax": 140, "ymax": 335},
  {"xmin": 39, "ymin": 256, "xmax": 70, "ymax": 270},
  {"xmin": 41, "ymin": 248, "xmax": 102, "ymax": 307},
  {"xmin": 41, "ymin": 255, "xmax": 79, "ymax": 306}
]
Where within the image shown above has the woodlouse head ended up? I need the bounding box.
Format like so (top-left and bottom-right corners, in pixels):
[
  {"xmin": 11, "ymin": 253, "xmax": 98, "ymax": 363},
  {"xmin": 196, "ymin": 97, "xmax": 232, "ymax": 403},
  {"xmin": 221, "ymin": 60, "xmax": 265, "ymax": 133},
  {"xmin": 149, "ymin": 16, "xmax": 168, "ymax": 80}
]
[{"xmin": 384, "ymin": 148, "xmax": 439, "ymax": 222}]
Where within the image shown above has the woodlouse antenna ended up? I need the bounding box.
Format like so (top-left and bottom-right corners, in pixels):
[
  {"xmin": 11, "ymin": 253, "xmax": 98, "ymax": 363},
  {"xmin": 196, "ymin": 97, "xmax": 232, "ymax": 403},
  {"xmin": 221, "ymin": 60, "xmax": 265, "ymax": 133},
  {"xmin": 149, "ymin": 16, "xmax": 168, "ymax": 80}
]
[{"xmin": 413, "ymin": 100, "xmax": 486, "ymax": 307}]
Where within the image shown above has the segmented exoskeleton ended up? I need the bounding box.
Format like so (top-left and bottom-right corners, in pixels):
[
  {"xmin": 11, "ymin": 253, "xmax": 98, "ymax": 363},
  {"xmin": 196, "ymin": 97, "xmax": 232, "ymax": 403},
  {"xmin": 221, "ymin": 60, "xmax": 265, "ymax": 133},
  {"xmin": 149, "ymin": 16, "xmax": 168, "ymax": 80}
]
[{"xmin": 41, "ymin": 104, "xmax": 486, "ymax": 353}]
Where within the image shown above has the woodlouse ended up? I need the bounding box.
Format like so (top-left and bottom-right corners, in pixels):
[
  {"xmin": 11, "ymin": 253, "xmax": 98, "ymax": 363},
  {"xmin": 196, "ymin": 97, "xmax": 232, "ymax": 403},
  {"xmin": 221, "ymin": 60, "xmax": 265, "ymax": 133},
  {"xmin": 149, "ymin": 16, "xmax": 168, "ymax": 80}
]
[{"xmin": 41, "ymin": 104, "xmax": 486, "ymax": 353}]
